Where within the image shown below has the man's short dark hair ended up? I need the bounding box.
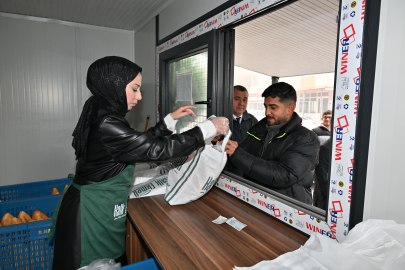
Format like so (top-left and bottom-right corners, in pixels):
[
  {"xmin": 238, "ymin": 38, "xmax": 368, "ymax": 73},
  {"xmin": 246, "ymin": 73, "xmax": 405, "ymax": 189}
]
[
  {"xmin": 322, "ymin": 110, "xmax": 332, "ymax": 118},
  {"xmin": 234, "ymin": 85, "xmax": 248, "ymax": 92},
  {"xmin": 261, "ymin": 82, "xmax": 296, "ymax": 104}
]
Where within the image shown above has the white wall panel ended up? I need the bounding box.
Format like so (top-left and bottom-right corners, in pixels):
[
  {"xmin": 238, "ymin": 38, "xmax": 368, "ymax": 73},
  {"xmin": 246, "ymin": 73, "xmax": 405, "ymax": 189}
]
[
  {"xmin": 74, "ymin": 27, "xmax": 135, "ymax": 126},
  {"xmin": 159, "ymin": 0, "xmax": 228, "ymax": 39},
  {"xmin": 363, "ymin": 0, "xmax": 405, "ymax": 224},
  {"xmin": 133, "ymin": 19, "xmax": 156, "ymax": 131},
  {"xmin": 0, "ymin": 16, "xmax": 133, "ymax": 185}
]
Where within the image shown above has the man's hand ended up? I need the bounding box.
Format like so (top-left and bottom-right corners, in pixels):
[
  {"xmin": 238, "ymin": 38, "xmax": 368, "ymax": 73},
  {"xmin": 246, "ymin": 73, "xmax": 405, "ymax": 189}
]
[
  {"xmin": 170, "ymin": 106, "xmax": 196, "ymax": 120},
  {"xmin": 223, "ymin": 140, "xmax": 238, "ymax": 156},
  {"xmin": 211, "ymin": 135, "xmax": 223, "ymax": 143}
]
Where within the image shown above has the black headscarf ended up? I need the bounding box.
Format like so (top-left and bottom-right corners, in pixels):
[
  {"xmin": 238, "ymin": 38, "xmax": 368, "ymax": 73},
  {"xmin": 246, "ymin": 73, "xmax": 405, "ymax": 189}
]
[{"xmin": 72, "ymin": 56, "xmax": 142, "ymax": 161}]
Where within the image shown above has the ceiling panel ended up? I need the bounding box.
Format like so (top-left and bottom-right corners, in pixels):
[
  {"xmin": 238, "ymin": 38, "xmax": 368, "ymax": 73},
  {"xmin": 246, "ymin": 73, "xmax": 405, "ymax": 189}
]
[
  {"xmin": 234, "ymin": 0, "xmax": 340, "ymax": 78},
  {"xmin": 0, "ymin": 0, "xmax": 173, "ymax": 31}
]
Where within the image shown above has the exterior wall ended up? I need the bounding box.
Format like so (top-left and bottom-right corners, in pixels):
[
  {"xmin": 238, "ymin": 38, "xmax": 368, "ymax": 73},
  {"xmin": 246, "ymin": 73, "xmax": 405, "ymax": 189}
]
[{"xmin": 363, "ymin": 0, "xmax": 405, "ymax": 224}]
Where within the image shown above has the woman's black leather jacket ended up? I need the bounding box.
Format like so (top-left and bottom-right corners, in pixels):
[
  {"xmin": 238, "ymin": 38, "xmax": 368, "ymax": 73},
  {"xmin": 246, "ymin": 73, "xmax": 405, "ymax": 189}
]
[{"xmin": 74, "ymin": 114, "xmax": 205, "ymax": 184}]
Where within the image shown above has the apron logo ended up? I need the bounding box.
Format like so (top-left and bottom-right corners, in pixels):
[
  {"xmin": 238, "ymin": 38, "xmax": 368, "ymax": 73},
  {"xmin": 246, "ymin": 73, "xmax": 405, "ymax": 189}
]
[{"xmin": 113, "ymin": 203, "xmax": 126, "ymax": 220}]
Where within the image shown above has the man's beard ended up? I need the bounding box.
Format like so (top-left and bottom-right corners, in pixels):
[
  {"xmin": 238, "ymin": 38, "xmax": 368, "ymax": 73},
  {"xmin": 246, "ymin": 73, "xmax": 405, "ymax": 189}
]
[{"xmin": 266, "ymin": 115, "xmax": 288, "ymax": 126}]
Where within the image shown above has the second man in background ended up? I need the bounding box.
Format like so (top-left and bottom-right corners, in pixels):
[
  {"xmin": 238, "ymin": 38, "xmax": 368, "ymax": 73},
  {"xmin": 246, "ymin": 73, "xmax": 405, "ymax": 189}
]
[
  {"xmin": 227, "ymin": 85, "xmax": 258, "ymax": 176},
  {"xmin": 232, "ymin": 85, "xmax": 258, "ymax": 144}
]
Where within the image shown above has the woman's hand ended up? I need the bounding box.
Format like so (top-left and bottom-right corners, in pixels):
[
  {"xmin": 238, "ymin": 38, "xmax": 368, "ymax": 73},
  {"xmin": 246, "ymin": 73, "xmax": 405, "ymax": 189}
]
[
  {"xmin": 170, "ymin": 106, "xmax": 196, "ymax": 120},
  {"xmin": 210, "ymin": 117, "xmax": 229, "ymax": 135}
]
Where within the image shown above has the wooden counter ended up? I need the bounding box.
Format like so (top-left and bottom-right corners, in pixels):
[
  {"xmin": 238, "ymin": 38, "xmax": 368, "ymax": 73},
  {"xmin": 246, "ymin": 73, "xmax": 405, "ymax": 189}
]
[{"xmin": 126, "ymin": 187, "xmax": 308, "ymax": 270}]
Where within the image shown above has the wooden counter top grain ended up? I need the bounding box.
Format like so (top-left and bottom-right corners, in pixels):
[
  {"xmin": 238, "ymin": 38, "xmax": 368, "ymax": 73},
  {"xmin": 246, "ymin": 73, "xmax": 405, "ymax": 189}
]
[{"xmin": 126, "ymin": 187, "xmax": 308, "ymax": 270}]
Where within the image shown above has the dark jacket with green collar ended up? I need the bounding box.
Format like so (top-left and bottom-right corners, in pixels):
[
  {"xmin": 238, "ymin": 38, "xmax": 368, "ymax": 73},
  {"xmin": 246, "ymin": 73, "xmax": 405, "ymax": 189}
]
[{"xmin": 229, "ymin": 112, "xmax": 320, "ymax": 204}]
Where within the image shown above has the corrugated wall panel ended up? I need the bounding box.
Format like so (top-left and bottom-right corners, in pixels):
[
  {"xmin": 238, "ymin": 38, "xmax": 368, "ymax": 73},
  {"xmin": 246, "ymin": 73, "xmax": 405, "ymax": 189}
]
[
  {"xmin": 0, "ymin": 0, "xmax": 170, "ymax": 31},
  {"xmin": 133, "ymin": 19, "xmax": 156, "ymax": 132},
  {"xmin": 74, "ymin": 27, "xmax": 136, "ymax": 126},
  {"xmin": 0, "ymin": 16, "xmax": 133, "ymax": 185}
]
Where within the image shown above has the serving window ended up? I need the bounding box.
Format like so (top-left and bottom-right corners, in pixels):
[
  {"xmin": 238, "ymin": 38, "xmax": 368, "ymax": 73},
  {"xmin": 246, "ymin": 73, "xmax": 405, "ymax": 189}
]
[{"xmin": 157, "ymin": 0, "xmax": 378, "ymax": 242}]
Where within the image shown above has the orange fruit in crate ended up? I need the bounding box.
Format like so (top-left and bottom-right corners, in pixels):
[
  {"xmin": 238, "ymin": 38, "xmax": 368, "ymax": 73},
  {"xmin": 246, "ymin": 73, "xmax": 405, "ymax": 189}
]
[
  {"xmin": 1, "ymin": 213, "xmax": 14, "ymax": 226},
  {"xmin": 51, "ymin": 188, "xmax": 60, "ymax": 195},
  {"xmin": 11, "ymin": 217, "xmax": 22, "ymax": 225},
  {"xmin": 32, "ymin": 210, "xmax": 50, "ymax": 221},
  {"xmin": 18, "ymin": 211, "xmax": 34, "ymax": 223},
  {"xmin": 64, "ymin": 184, "xmax": 68, "ymax": 190}
]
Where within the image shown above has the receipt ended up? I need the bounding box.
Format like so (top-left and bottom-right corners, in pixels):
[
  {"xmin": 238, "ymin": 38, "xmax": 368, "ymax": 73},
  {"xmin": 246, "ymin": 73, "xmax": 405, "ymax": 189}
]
[
  {"xmin": 212, "ymin": 216, "xmax": 247, "ymax": 231},
  {"xmin": 212, "ymin": 215, "xmax": 229, "ymax": 224},
  {"xmin": 226, "ymin": 217, "xmax": 247, "ymax": 231}
]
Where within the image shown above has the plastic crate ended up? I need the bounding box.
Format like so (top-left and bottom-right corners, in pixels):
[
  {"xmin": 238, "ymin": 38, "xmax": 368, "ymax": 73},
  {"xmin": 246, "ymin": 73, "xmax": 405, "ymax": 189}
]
[
  {"xmin": 0, "ymin": 178, "xmax": 70, "ymax": 202},
  {"xmin": 121, "ymin": 259, "xmax": 161, "ymax": 270},
  {"xmin": 0, "ymin": 196, "xmax": 59, "ymax": 270}
]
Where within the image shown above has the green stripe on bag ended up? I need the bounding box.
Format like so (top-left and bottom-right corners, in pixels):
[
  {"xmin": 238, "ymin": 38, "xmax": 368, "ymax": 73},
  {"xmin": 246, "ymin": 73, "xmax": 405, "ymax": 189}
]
[
  {"xmin": 164, "ymin": 151, "xmax": 201, "ymax": 200},
  {"xmin": 166, "ymin": 151, "xmax": 203, "ymax": 203}
]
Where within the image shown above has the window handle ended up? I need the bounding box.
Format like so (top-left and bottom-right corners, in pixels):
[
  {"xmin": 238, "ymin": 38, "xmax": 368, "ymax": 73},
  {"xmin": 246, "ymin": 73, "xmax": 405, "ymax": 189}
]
[{"xmin": 195, "ymin": 98, "xmax": 211, "ymax": 108}]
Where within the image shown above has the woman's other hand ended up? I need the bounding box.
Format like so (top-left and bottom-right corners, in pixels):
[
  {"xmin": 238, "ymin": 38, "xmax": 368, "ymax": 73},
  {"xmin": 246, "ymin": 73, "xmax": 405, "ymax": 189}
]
[
  {"xmin": 171, "ymin": 106, "xmax": 196, "ymax": 120},
  {"xmin": 210, "ymin": 117, "xmax": 229, "ymax": 135},
  {"xmin": 211, "ymin": 135, "xmax": 224, "ymax": 143}
]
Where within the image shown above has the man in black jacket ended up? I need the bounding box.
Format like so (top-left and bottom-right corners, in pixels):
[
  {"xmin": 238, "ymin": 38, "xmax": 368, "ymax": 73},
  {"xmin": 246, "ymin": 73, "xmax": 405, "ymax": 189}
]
[
  {"xmin": 314, "ymin": 138, "xmax": 331, "ymax": 210},
  {"xmin": 313, "ymin": 110, "xmax": 332, "ymax": 144},
  {"xmin": 224, "ymin": 82, "xmax": 320, "ymax": 204},
  {"xmin": 312, "ymin": 110, "xmax": 332, "ymax": 209}
]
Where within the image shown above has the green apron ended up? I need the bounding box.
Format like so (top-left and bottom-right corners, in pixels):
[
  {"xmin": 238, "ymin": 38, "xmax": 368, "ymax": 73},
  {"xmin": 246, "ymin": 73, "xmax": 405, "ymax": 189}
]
[{"xmin": 49, "ymin": 164, "xmax": 135, "ymax": 267}]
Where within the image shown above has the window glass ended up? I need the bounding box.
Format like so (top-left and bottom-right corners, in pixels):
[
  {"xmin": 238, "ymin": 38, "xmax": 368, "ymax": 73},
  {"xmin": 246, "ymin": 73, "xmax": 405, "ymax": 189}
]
[
  {"xmin": 168, "ymin": 50, "xmax": 208, "ymax": 133},
  {"xmin": 279, "ymin": 73, "xmax": 335, "ymax": 128},
  {"xmin": 234, "ymin": 68, "xmax": 335, "ymax": 128}
]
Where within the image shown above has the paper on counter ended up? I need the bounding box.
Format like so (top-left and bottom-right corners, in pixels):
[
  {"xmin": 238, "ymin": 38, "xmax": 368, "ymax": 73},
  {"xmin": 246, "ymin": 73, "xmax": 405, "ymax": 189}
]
[
  {"xmin": 212, "ymin": 215, "xmax": 229, "ymax": 224},
  {"xmin": 212, "ymin": 216, "xmax": 247, "ymax": 231},
  {"xmin": 226, "ymin": 217, "xmax": 247, "ymax": 231}
]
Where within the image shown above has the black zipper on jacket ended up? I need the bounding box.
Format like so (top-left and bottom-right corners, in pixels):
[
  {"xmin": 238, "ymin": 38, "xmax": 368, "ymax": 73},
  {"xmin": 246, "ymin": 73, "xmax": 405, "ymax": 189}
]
[{"xmin": 247, "ymin": 132, "xmax": 287, "ymax": 159}]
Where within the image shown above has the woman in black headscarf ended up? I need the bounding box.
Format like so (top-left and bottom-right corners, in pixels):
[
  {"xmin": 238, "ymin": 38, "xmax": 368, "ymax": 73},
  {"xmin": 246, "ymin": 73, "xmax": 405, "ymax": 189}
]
[{"xmin": 50, "ymin": 56, "xmax": 228, "ymax": 269}]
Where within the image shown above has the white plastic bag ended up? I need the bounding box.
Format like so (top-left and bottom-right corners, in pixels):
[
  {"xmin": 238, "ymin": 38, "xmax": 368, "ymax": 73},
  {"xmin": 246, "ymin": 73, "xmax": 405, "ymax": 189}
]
[
  {"xmin": 131, "ymin": 163, "xmax": 159, "ymax": 185},
  {"xmin": 78, "ymin": 258, "xmax": 120, "ymax": 270},
  {"xmin": 164, "ymin": 130, "xmax": 231, "ymax": 205},
  {"xmin": 302, "ymin": 219, "xmax": 405, "ymax": 270},
  {"xmin": 233, "ymin": 219, "xmax": 405, "ymax": 270},
  {"xmin": 129, "ymin": 163, "xmax": 173, "ymax": 199}
]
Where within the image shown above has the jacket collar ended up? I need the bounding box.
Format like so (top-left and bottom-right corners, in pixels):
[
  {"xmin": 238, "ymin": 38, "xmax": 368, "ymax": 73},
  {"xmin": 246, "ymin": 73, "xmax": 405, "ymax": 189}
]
[
  {"xmin": 248, "ymin": 112, "xmax": 302, "ymax": 140},
  {"xmin": 233, "ymin": 111, "xmax": 253, "ymax": 122},
  {"xmin": 242, "ymin": 111, "xmax": 252, "ymax": 121},
  {"xmin": 319, "ymin": 123, "xmax": 330, "ymax": 131}
]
